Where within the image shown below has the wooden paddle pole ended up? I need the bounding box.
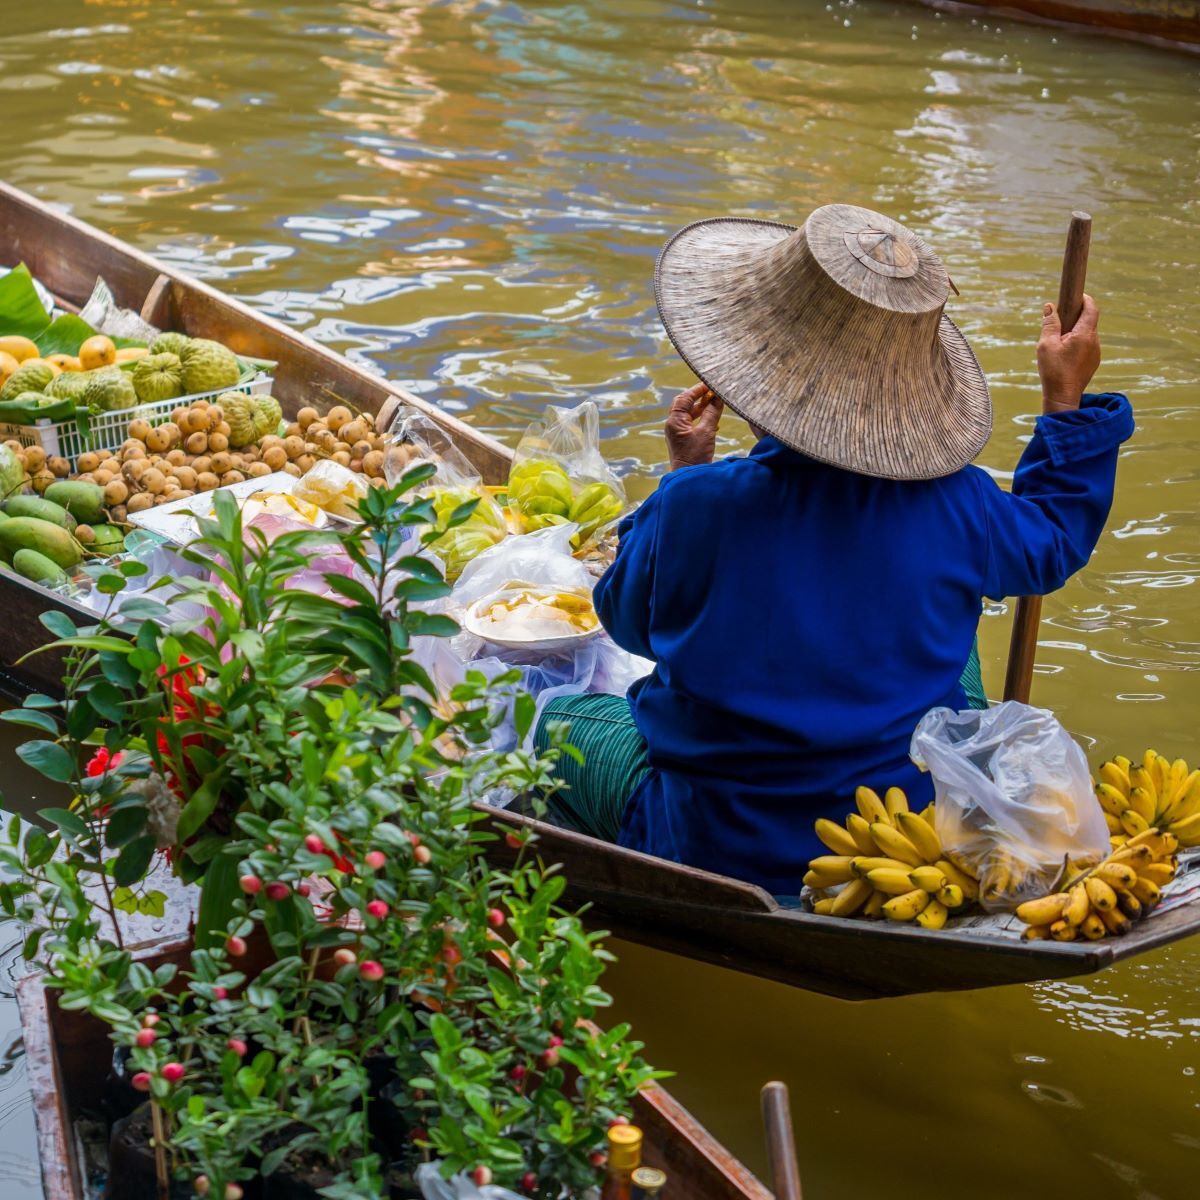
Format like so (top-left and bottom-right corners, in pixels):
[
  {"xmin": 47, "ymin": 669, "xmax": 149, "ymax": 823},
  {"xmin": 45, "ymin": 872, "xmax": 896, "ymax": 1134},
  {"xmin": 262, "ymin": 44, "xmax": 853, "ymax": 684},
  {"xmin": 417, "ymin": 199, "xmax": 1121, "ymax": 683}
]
[
  {"xmin": 1002, "ymin": 211, "xmax": 1092, "ymax": 705},
  {"xmin": 761, "ymin": 1081, "xmax": 803, "ymax": 1200}
]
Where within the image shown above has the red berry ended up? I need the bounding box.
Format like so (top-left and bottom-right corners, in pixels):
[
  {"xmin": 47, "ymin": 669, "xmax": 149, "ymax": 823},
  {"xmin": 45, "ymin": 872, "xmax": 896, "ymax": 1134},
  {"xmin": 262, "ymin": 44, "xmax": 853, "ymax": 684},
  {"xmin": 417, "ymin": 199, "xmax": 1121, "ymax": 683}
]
[
  {"xmin": 441, "ymin": 943, "xmax": 462, "ymax": 967},
  {"xmin": 365, "ymin": 899, "xmax": 389, "ymax": 919},
  {"xmin": 548, "ymin": 1035, "xmax": 564, "ymax": 1048},
  {"xmin": 487, "ymin": 908, "xmax": 505, "ymax": 928},
  {"xmin": 238, "ymin": 874, "xmax": 262, "ymax": 895},
  {"xmin": 161, "ymin": 1062, "xmax": 185, "ymax": 1084},
  {"xmin": 414, "ymin": 844, "xmax": 432, "ymax": 865},
  {"xmin": 410, "ymin": 1127, "xmax": 428, "ymax": 1143},
  {"xmin": 505, "ymin": 831, "xmax": 523, "ymax": 850},
  {"xmin": 264, "ymin": 882, "xmax": 289, "ymax": 901},
  {"xmin": 471, "ymin": 1166, "xmax": 493, "ymax": 1187},
  {"xmin": 226, "ymin": 1038, "xmax": 248, "ymax": 1057},
  {"xmin": 213, "ymin": 986, "xmax": 228, "ymax": 1001},
  {"xmin": 589, "ymin": 1151, "xmax": 606, "ymax": 1167},
  {"xmin": 225, "ymin": 935, "xmax": 247, "ymax": 958},
  {"xmin": 225, "ymin": 1186, "xmax": 244, "ymax": 1200},
  {"xmin": 406, "ymin": 831, "xmax": 421, "ymax": 847},
  {"xmin": 509, "ymin": 1063, "xmax": 528, "ymax": 1082},
  {"xmin": 296, "ymin": 881, "xmax": 311, "ymax": 898},
  {"xmin": 193, "ymin": 1176, "xmax": 211, "ymax": 1197},
  {"xmin": 131, "ymin": 1071, "xmax": 152, "ymax": 1092},
  {"xmin": 413, "ymin": 1089, "xmax": 426, "ymax": 1102},
  {"xmin": 364, "ymin": 850, "xmax": 386, "ymax": 870},
  {"xmin": 142, "ymin": 1013, "xmax": 160, "ymax": 1027},
  {"xmin": 520, "ymin": 1172, "xmax": 538, "ymax": 1192},
  {"xmin": 304, "ymin": 834, "xmax": 325, "ymax": 854},
  {"xmin": 359, "ymin": 960, "xmax": 384, "ymax": 981},
  {"xmin": 135, "ymin": 1028, "xmax": 156, "ymax": 1048},
  {"xmin": 333, "ymin": 948, "xmax": 357, "ymax": 966},
  {"xmin": 540, "ymin": 1047, "xmax": 560, "ymax": 1069}
]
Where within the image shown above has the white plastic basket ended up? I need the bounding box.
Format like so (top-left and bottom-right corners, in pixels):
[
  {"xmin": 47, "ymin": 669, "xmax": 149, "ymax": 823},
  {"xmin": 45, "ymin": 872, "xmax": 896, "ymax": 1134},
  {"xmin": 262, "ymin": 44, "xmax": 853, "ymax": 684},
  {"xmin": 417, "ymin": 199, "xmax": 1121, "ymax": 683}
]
[{"xmin": 0, "ymin": 374, "xmax": 274, "ymax": 469}]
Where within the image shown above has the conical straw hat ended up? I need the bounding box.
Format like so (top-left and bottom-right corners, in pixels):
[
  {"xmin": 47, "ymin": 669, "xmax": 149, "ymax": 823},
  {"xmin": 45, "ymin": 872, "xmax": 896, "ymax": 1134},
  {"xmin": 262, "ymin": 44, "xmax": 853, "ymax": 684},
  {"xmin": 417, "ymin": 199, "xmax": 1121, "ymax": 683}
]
[{"xmin": 654, "ymin": 204, "xmax": 992, "ymax": 480}]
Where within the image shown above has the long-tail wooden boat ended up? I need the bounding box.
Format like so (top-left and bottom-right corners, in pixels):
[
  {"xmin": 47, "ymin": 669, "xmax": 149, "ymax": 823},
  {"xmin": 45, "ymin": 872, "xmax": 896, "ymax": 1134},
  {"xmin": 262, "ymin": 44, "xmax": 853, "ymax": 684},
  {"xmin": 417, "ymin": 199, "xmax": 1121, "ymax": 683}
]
[
  {"xmin": 919, "ymin": 0, "xmax": 1200, "ymax": 50},
  {"xmin": 17, "ymin": 935, "xmax": 770, "ymax": 1200},
  {"xmin": 0, "ymin": 181, "xmax": 510, "ymax": 695}
]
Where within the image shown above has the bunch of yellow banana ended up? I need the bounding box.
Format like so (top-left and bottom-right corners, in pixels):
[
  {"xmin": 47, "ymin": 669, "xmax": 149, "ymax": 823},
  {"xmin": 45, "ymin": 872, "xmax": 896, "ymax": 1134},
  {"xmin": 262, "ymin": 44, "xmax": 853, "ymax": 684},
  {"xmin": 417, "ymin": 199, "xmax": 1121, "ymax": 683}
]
[
  {"xmin": 1094, "ymin": 750, "xmax": 1200, "ymax": 847},
  {"xmin": 805, "ymin": 786, "xmax": 979, "ymax": 930},
  {"xmin": 1015, "ymin": 828, "xmax": 1178, "ymax": 942}
]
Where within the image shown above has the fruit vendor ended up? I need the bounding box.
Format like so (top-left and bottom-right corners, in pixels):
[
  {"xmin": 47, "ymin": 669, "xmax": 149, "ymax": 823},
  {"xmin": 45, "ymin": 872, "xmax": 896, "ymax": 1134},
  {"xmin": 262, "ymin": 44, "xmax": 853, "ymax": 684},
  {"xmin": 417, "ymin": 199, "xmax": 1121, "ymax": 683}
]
[{"xmin": 534, "ymin": 204, "xmax": 1134, "ymax": 895}]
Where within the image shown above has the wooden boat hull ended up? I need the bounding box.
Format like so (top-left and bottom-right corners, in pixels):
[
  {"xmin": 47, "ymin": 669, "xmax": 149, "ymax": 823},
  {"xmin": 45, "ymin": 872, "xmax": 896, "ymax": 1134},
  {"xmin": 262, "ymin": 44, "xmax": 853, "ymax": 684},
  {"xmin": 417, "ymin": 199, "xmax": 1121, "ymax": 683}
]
[
  {"xmin": 920, "ymin": 0, "xmax": 1200, "ymax": 49},
  {"xmin": 0, "ymin": 182, "xmax": 515, "ymax": 693},
  {"xmin": 16, "ymin": 938, "xmax": 769, "ymax": 1200},
  {"xmin": 481, "ymin": 807, "xmax": 1200, "ymax": 1000}
]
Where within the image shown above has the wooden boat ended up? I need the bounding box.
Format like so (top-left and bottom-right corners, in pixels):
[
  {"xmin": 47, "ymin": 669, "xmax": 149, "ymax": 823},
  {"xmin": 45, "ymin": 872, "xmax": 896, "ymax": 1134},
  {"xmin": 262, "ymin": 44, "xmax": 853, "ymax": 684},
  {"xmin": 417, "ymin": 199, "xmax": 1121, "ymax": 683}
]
[
  {"xmin": 920, "ymin": 0, "xmax": 1200, "ymax": 49},
  {"xmin": 17, "ymin": 935, "xmax": 770, "ymax": 1200},
  {"xmin": 0, "ymin": 181, "xmax": 511, "ymax": 696}
]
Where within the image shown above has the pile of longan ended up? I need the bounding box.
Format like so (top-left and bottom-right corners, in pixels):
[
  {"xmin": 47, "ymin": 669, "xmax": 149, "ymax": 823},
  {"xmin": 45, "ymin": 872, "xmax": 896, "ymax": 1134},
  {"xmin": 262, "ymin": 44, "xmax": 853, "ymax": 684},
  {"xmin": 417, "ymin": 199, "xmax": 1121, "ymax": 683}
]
[
  {"xmin": 70, "ymin": 398, "xmax": 394, "ymax": 524},
  {"xmin": 3, "ymin": 440, "xmax": 71, "ymax": 494}
]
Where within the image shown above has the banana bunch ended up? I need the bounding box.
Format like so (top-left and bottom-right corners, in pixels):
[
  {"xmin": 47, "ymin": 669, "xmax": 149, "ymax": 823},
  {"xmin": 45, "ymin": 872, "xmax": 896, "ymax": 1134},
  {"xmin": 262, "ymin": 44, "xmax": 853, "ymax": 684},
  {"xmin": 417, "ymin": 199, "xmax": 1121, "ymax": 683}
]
[
  {"xmin": 1094, "ymin": 750, "xmax": 1200, "ymax": 846},
  {"xmin": 804, "ymin": 787, "xmax": 979, "ymax": 930},
  {"xmin": 507, "ymin": 459, "xmax": 623, "ymax": 549},
  {"xmin": 1016, "ymin": 828, "xmax": 1178, "ymax": 941}
]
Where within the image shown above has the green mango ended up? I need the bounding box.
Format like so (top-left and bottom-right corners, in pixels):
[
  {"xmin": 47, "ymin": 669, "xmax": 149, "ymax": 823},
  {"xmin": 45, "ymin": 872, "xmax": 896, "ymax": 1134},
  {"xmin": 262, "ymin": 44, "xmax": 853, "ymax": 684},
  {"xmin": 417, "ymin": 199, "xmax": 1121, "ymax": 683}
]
[
  {"xmin": 3, "ymin": 495, "xmax": 77, "ymax": 531},
  {"xmin": 0, "ymin": 517, "xmax": 82, "ymax": 569},
  {"xmin": 44, "ymin": 480, "xmax": 105, "ymax": 525},
  {"xmin": 13, "ymin": 549, "xmax": 68, "ymax": 587}
]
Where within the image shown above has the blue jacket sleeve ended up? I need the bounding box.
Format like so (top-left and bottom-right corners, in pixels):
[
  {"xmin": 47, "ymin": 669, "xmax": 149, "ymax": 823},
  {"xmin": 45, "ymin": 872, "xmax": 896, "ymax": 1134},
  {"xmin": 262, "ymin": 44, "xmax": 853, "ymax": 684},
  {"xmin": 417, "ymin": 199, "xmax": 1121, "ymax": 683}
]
[
  {"xmin": 976, "ymin": 392, "xmax": 1134, "ymax": 600},
  {"xmin": 593, "ymin": 488, "xmax": 661, "ymax": 660}
]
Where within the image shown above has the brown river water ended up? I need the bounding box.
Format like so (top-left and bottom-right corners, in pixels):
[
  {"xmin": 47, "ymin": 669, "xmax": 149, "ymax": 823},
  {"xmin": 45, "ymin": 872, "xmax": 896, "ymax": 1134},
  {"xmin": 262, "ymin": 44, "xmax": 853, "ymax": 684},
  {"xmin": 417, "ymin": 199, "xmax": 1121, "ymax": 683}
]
[{"xmin": 0, "ymin": 1, "xmax": 1197, "ymax": 1196}]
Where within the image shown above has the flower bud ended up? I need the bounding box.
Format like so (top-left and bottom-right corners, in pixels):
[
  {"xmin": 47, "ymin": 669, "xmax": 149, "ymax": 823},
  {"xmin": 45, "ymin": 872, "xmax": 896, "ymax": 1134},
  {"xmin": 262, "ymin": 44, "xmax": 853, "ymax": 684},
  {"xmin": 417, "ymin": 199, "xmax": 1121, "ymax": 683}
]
[
  {"xmin": 540, "ymin": 1047, "xmax": 560, "ymax": 1069},
  {"xmin": 213, "ymin": 986, "xmax": 229, "ymax": 1001},
  {"xmin": 589, "ymin": 1150, "xmax": 606, "ymax": 1167},
  {"xmin": 131, "ymin": 1071, "xmax": 152, "ymax": 1092},
  {"xmin": 264, "ymin": 882, "xmax": 289, "ymax": 901},
  {"xmin": 520, "ymin": 1172, "xmax": 538, "ymax": 1192},
  {"xmin": 441, "ymin": 943, "xmax": 462, "ymax": 967},
  {"xmin": 142, "ymin": 1012, "xmax": 160, "ymax": 1027},
  {"xmin": 304, "ymin": 834, "xmax": 325, "ymax": 854},
  {"xmin": 548, "ymin": 1035, "xmax": 564, "ymax": 1048},
  {"xmin": 135, "ymin": 1028, "xmax": 157, "ymax": 1048},
  {"xmin": 238, "ymin": 874, "xmax": 262, "ymax": 895},
  {"xmin": 359, "ymin": 960, "xmax": 384, "ymax": 981},
  {"xmin": 333, "ymin": 948, "xmax": 357, "ymax": 966},
  {"xmin": 193, "ymin": 1176, "xmax": 211, "ymax": 1197},
  {"xmin": 505, "ymin": 831, "xmax": 524, "ymax": 851},
  {"xmin": 226, "ymin": 1038, "xmax": 248, "ymax": 1058},
  {"xmin": 161, "ymin": 1062, "xmax": 185, "ymax": 1084},
  {"xmin": 225, "ymin": 935, "xmax": 247, "ymax": 958},
  {"xmin": 509, "ymin": 1063, "xmax": 528, "ymax": 1082},
  {"xmin": 365, "ymin": 900, "xmax": 389, "ymax": 919},
  {"xmin": 295, "ymin": 881, "xmax": 311, "ymax": 898},
  {"xmin": 471, "ymin": 1166, "xmax": 493, "ymax": 1187},
  {"xmin": 364, "ymin": 850, "xmax": 386, "ymax": 870},
  {"xmin": 225, "ymin": 1186, "xmax": 244, "ymax": 1200},
  {"xmin": 414, "ymin": 844, "xmax": 432, "ymax": 865},
  {"xmin": 487, "ymin": 908, "xmax": 505, "ymax": 928}
]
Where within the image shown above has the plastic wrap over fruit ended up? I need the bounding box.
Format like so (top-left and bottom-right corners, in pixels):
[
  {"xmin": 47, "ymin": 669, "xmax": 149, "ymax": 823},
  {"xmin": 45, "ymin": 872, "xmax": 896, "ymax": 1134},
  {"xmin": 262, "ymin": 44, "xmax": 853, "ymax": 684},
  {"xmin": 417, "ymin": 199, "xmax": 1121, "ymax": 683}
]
[
  {"xmin": 506, "ymin": 401, "xmax": 625, "ymax": 552},
  {"xmin": 293, "ymin": 459, "xmax": 370, "ymax": 520},
  {"xmin": 421, "ymin": 486, "xmax": 508, "ymax": 580},
  {"xmin": 386, "ymin": 408, "xmax": 481, "ymax": 490},
  {"xmin": 910, "ymin": 702, "xmax": 1110, "ymax": 912},
  {"xmin": 415, "ymin": 1162, "xmax": 599, "ymax": 1200}
]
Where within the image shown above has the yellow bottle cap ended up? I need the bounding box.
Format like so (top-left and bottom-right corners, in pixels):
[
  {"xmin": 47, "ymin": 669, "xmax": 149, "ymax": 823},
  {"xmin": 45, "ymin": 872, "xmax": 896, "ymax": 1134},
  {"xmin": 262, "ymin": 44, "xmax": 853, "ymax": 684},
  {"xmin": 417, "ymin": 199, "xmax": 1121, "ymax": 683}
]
[
  {"xmin": 632, "ymin": 1166, "xmax": 667, "ymax": 1192},
  {"xmin": 606, "ymin": 1123, "xmax": 643, "ymax": 1170}
]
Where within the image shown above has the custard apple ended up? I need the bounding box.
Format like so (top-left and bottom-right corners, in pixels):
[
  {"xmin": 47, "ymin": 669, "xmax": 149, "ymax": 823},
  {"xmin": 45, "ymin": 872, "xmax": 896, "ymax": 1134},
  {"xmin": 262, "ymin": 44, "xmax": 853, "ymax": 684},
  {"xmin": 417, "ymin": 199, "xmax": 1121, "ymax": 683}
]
[
  {"xmin": 132, "ymin": 353, "xmax": 184, "ymax": 404},
  {"xmin": 47, "ymin": 371, "xmax": 92, "ymax": 403},
  {"xmin": 221, "ymin": 393, "xmax": 258, "ymax": 448},
  {"xmin": 0, "ymin": 361, "xmax": 54, "ymax": 402},
  {"xmin": 150, "ymin": 331, "xmax": 191, "ymax": 358},
  {"xmin": 82, "ymin": 366, "xmax": 137, "ymax": 413},
  {"xmin": 180, "ymin": 339, "xmax": 239, "ymax": 395},
  {"xmin": 251, "ymin": 393, "xmax": 282, "ymax": 438}
]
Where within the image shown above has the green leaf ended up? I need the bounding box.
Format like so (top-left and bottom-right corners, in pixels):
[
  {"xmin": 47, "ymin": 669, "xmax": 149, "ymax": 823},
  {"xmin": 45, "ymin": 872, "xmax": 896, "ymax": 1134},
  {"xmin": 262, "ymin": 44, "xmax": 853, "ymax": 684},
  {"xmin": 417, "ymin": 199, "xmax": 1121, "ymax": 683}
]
[
  {"xmin": 16, "ymin": 740, "xmax": 75, "ymax": 782},
  {"xmin": 39, "ymin": 807, "xmax": 88, "ymax": 840},
  {"xmin": 176, "ymin": 776, "xmax": 220, "ymax": 842},
  {"xmin": 514, "ymin": 693, "xmax": 536, "ymax": 743},
  {"xmin": 112, "ymin": 835, "xmax": 156, "ymax": 886},
  {"xmin": 112, "ymin": 886, "xmax": 138, "ymax": 914},
  {"xmin": 137, "ymin": 890, "xmax": 166, "ymax": 918},
  {"xmin": 0, "ymin": 265, "xmax": 51, "ymax": 339},
  {"xmin": 1, "ymin": 709, "xmax": 58, "ymax": 734},
  {"xmin": 34, "ymin": 314, "xmax": 100, "ymax": 357},
  {"xmin": 195, "ymin": 850, "xmax": 240, "ymax": 952},
  {"xmin": 105, "ymin": 806, "xmax": 147, "ymax": 848}
]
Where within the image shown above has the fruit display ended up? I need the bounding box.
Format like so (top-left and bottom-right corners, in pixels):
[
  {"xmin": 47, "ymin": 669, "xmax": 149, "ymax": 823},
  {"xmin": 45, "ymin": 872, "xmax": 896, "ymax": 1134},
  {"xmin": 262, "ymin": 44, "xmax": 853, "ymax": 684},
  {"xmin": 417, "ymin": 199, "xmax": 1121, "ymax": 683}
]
[
  {"xmin": 1094, "ymin": 749, "xmax": 1200, "ymax": 846},
  {"xmin": 1016, "ymin": 829, "xmax": 1179, "ymax": 941},
  {"xmin": 469, "ymin": 586, "xmax": 600, "ymax": 642},
  {"xmin": 804, "ymin": 787, "xmax": 980, "ymax": 928},
  {"xmin": 507, "ymin": 458, "xmax": 623, "ymax": 550},
  {"xmin": 2, "ymin": 440, "xmax": 72, "ymax": 497},
  {"xmin": 422, "ymin": 486, "xmax": 508, "ymax": 579}
]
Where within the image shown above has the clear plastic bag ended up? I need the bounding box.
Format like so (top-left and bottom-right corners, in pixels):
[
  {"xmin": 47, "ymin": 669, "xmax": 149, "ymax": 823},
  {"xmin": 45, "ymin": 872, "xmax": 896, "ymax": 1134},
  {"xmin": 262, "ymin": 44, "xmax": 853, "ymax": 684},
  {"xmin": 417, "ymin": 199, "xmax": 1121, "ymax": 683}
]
[
  {"xmin": 415, "ymin": 1161, "xmax": 599, "ymax": 1200},
  {"xmin": 910, "ymin": 702, "xmax": 1110, "ymax": 912},
  {"xmin": 292, "ymin": 459, "xmax": 370, "ymax": 520},
  {"xmin": 386, "ymin": 409, "xmax": 481, "ymax": 489},
  {"xmin": 507, "ymin": 401, "xmax": 625, "ymax": 552}
]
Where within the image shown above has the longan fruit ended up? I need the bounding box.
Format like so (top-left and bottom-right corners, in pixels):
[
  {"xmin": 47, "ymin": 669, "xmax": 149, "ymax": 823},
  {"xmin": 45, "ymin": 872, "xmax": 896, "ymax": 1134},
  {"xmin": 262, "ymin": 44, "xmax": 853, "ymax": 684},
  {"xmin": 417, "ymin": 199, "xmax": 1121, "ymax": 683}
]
[
  {"xmin": 171, "ymin": 407, "xmax": 190, "ymax": 427},
  {"xmin": 24, "ymin": 446, "xmax": 46, "ymax": 472},
  {"xmin": 369, "ymin": 475, "xmax": 385, "ymax": 488},
  {"xmin": 210, "ymin": 451, "xmax": 232, "ymax": 475},
  {"xmin": 340, "ymin": 420, "xmax": 365, "ymax": 445},
  {"xmin": 192, "ymin": 455, "xmax": 212, "ymax": 474},
  {"xmin": 296, "ymin": 407, "xmax": 319, "ymax": 430},
  {"xmin": 74, "ymin": 524, "xmax": 95, "ymax": 545},
  {"xmin": 108, "ymin": 504, "xmax": 127, "ymax": 524},
  {"xmin": 325, "ymin": 406, "xmax": 351, "ymax": 432},
  {"xmin": 48, "ymin": 456, "xmax": 70, "ymax": 478},
  {"xmin": 285, "ymin": 422, "xmax": 303, "ymax": 439},
  {"xmin": 187, "ymin": 406, "xmax": 207, "ymax": 430},
  {"xmin": 259, "ymin": 434, "xmax": 282, "ymax": 451},
  {"xmin": 282, "ymin": 436, "xmax": 305, "ymax": 460},
  {"xmin": 334, "ymin": 441, "xmax": 352, "ymax": 456},
  {"xmin": 215, "ymin": 421, "xmax": 230, "ymax": 438},
  {"xmin": 208, "ymin": 432, "xmax": 229, "ymax": 453},
  {"xmin": 76, "ymin": 451, "xmax": 101, "ymax": 473},
  {"xmin": 186, "ymin": 432, "xmax": 209, "ymax": 456},
  {"xmin": 31, "ymin": 470, "xmax": 55, "ymax": 494},
  {"xmin": 104, "ymin": 479, "xmax": 129, "ymax": 505},
  {"xmin": 351, "ymin": 439, "xmax": 372, "ymax": 460},
  {"xmin": 207, "ymin": 407, "xmax": 224, "ymax": 431},
  {"xmin": 247, "ymin": 462, "xmax": 271, "ymax": 478},
  {"xmin": 94, "ymin": 469, "xmax": 114, "ymax": 487},
  {"xmin": 192, "ymin": 398, "xmax": 210, "ymax": 410},
  {"xmin": 332, "ymin": 451, "xmax": 351, "ymax": 467},
  {"xmin": 4, "ymin": 439, "xmax": 21, "ymax": 453},
  {"xmin": 141, "ymin": 468, "xmax": 166, "ymax": 495},
  {"xmin": 145, "ymin": 427, "xmax": 172, "ymax": 454},
  {"xmin": 128, "ymin": 418, "xmax": 153, "ymax": 443},
  {"xmin": 196, "ymin": 472, "xmax": 219, "ymax": 492},
  {"xmin": 241, "ymin": 445, "xmax": 259, "ymax": 462},
  {"xmin": 220, "ymin": 470, "xmax": 245, "ymax": 487},
  {"xmin": 127, "ymin": 492, "xmax": 154, "ymax": 513},
  {"xmin": 100, "ymin": 457, "xmax": 121, "ymax": 475},
  {"xmin": 314, "ymin": 428, "xmax": 337, "ymax": 449},
  {"xmin": 123, "ymin": 460, "xmax": 146, "ymax": 483},
  {"xmin": 166, "ymin": 449, "xmax": 187, "ymax": 467},
  {"xmin": 296, "ymin": 454, "xmax": 315, "ymax": 473},
  {"xmin": 263, "ymin": 445, "xmax": 287, "ymax": 471},
  {"xmin": 75, "ymin": 472, "xmax": 96, "ymax": 485},
  {"xmin": 362, "ymin": 450, "xmax": 384, "ymax": 478},
  {"xmin": 173, "ymin": 489, "xmax": 194, "ymax": 500},
  {"xmin": 283, "ymin": 462, "xmax": 301, "ymax": 478},
  {"xmin": 349, "ymin": 458, "xmax": 363, "ymax": 473}
]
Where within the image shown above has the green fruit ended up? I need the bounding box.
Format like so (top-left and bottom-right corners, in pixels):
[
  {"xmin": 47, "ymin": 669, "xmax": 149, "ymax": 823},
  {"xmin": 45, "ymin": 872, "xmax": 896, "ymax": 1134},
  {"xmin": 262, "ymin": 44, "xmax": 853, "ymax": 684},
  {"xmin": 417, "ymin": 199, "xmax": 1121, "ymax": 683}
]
[
  {"xmin": 180, "ymin": 338, "xmax": 239, "ymax": 395},
  {"xmin": 250, "ymin": 393, "xmax": 282, "ymax": 439},
  {"xmin": 44, "ymin": 481, "xmax": 106, "ymax": 524},
  {"xmin": 88, "ymin": 523, "xmax": 125, "ymax": 553},
  {"xmin": 3, "ymin": 495, "xmax": 76, "ymax": 531},
  {"xmin": 149, "ymin": 331, "xmax": 190, "ymax": 358},
  {"xmin": 525, "ymin": 495, "xmax": 570, "ymax": 518},
  {"xmin": 47, "ymin": 371, "xmax": 91, "ymax": 403},
  {"xmin": 220, "ymin": 393, "xmax": 258, "ymax": 448},
  {"xmin": 82, "ymin": 366, "xmax": 136, "ymax": 413},
  {"xmin": 0, "ymin": 517, "xmax": 82, "ymax": 569},
  {"xmin": 13, "ymin": 548, "xmax": 68, "ymax": 587},
  {"xmin": 131, "ymin": 352, "xmax": 184, "ymax": 403},
  {"xmin": 568, "ymin": 482, "xmax": 619, "ymax": 522},
  {"xmin": 0, "ymin": 361, "xmax": 54, "ymax": 402}
]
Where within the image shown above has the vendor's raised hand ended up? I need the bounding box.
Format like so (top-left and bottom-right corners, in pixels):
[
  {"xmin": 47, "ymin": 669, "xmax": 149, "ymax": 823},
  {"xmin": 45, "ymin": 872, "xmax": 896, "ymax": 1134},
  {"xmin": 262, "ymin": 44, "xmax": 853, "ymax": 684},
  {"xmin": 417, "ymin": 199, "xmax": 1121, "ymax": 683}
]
[
  {"xmin": 665, "ymin": 382, "xmax": 724, "ymax": 471},
  {"xmin": 1037, "ymin": 293, "xmax": 1101, "ymax": 414}
]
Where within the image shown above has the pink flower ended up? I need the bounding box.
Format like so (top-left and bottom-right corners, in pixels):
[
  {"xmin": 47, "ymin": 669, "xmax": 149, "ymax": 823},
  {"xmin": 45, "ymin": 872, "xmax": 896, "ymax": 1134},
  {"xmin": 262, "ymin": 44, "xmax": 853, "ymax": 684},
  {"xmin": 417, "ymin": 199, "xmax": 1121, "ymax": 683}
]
[{"xmin": 85, "ymin": 747, "xmax": 125, "ymax": 777}]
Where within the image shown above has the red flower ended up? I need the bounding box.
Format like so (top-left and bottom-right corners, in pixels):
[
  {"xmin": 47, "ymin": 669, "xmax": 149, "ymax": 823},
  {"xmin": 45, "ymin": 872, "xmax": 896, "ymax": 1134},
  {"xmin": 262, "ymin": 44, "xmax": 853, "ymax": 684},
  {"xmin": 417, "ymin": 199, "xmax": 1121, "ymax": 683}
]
[
  {"xmin": 85, "ymin": 747, "xmax": 125, "ymax": 777},
  {"xmin": 154, "ymin": 656, "xmax": 219, "ymax": 798}
]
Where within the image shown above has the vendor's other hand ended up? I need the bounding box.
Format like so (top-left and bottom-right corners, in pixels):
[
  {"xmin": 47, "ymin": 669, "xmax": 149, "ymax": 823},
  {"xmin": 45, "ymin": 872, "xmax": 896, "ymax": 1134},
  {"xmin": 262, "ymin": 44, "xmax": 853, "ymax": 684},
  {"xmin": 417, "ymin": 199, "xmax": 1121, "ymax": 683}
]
[
  {"xmin": 666, "ymin": 383, "xmax": 724, "ymax": 471},
  {"xmin": 1037, "ymin": 293, "xmax": 1101, "ymax": 414}
]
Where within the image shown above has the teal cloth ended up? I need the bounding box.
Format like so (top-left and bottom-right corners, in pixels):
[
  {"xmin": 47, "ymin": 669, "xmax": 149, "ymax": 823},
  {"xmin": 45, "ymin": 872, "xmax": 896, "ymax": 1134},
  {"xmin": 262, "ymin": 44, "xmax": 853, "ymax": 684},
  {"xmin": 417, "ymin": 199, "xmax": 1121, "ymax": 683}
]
[{"xmin": 535, "ymin": 641, "xmax": 988, "ymax": 841}]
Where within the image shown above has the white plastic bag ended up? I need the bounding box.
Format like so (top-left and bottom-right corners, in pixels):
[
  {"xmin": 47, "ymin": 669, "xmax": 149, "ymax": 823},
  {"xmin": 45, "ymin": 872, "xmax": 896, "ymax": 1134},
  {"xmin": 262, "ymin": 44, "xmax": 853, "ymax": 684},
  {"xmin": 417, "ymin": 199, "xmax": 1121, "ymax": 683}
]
[
  {"xmin": 415, "ymin": 1162, "xmax": 599, "ymax": 1200},
  {"xmin": 910, "ymin": 702, "xmax": 1110, "ymax": 912}
]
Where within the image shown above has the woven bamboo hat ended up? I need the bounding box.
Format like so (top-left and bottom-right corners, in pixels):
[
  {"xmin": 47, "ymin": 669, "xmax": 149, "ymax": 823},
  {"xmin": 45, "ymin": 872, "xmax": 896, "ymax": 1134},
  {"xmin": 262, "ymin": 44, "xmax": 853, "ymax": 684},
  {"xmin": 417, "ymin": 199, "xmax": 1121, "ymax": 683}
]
[{"xmin": 654, "ymin": 204, "xmax": 992, "ymax": 480}]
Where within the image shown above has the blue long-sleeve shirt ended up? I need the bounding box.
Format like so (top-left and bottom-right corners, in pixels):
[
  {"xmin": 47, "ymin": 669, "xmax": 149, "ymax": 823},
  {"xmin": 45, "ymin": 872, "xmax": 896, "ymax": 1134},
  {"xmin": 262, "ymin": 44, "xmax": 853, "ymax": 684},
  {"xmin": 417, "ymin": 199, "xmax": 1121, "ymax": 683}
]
[{"xmin": 594, "ymin": 393, "xmax": 1134, "ymax": 894}]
